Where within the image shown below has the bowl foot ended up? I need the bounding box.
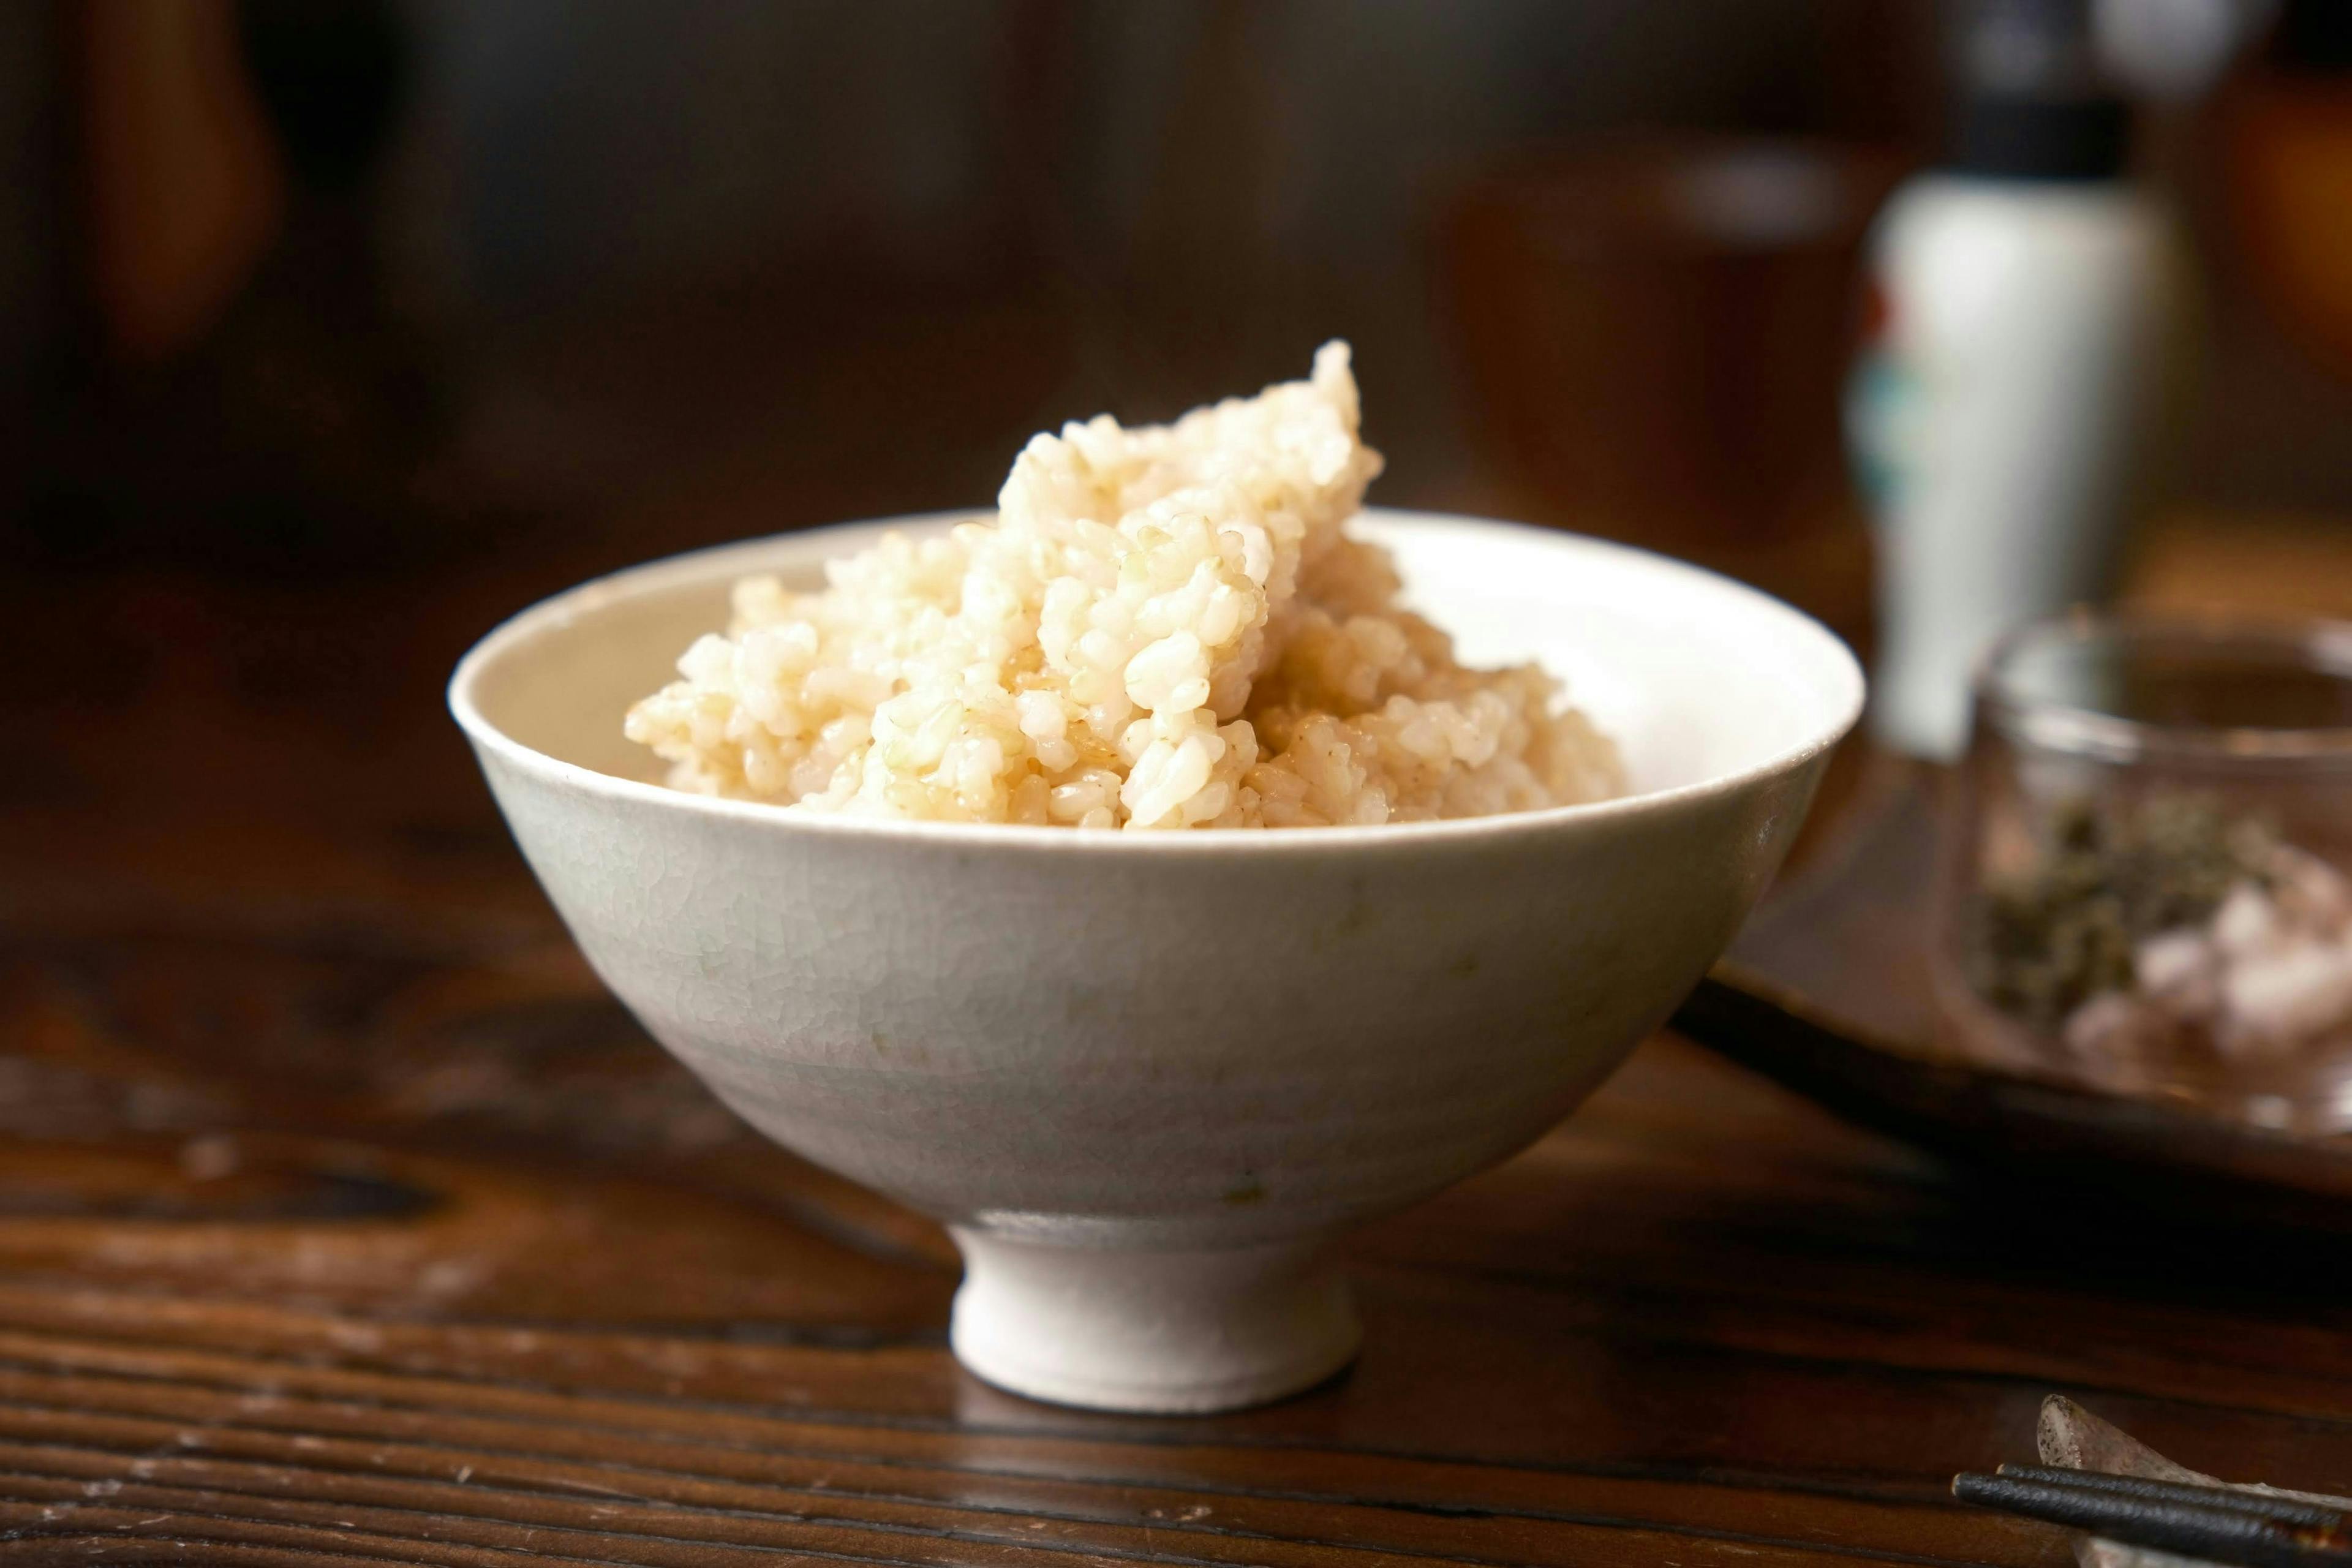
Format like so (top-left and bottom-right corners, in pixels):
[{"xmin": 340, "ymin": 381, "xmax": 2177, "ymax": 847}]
[{"xmin": 947, "ymin": 1228, "xmax": 1360, "ymax": 1414}]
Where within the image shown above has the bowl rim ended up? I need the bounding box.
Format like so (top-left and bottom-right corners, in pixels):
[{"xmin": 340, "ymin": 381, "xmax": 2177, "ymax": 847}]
[{"xmin": 448, "ymin": 507, "xmax": 1866, "ymax": 854}]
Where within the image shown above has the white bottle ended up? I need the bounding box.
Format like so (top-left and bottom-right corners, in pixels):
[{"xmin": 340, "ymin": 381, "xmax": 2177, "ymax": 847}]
[{"xmin": 1847, "ymin": 9, "xmax": 2178, "ymax": 760}]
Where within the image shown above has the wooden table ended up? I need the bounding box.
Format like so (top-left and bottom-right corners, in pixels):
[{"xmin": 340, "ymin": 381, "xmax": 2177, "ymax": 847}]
[{"xmin": 4, "ymin": 511, "xmax": 2350, "ymax": 1566}]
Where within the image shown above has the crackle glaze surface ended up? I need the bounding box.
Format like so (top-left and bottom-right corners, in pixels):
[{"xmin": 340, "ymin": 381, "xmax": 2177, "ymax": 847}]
[{"xmin": 451, "ymin": 510, "xmax": 1864, "ymax": 1410}]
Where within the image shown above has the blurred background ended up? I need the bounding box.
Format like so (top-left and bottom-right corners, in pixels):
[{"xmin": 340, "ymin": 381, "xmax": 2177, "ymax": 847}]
[{"xmin": 3, "ymin": 0, "xmax": 2350, "ymax": 917}]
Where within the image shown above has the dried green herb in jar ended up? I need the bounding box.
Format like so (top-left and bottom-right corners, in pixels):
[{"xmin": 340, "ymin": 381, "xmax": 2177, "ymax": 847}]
[{"xmin": 1967, "ymin": 794, "xmax": 2274, "ymax": 1027}]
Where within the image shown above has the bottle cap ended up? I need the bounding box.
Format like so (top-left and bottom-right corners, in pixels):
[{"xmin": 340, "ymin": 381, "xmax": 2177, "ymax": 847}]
[
  {"xmin": 1943, "ymin": 0, "xmax": 2130, "ymax": 181},
  {"xmin": 1950, "ymin": 92, "xmax": 2130, "ymax": 179}
]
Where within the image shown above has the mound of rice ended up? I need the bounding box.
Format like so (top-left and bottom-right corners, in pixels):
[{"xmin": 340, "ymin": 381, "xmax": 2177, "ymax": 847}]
[{"xmin": 625, "ymin": 344, "xmax": 1619, "ymax": 829}]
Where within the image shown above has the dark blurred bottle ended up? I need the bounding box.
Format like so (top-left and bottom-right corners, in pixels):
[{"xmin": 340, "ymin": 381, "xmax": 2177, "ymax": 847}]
[
  {"xmin": 2227, "ymin": 0, "xmax": 2352, "ymax": 378},
  {"xmin": 1847, "ymin": 0, "xmax": 2183, "ymax": 759},
  {"xmin": 32, "ymin": 0, "xmax": 441, "ymax": 573},
  {"xmin": 1444, "ymin": 135, "xmax": 1899, "ymax": 647}
]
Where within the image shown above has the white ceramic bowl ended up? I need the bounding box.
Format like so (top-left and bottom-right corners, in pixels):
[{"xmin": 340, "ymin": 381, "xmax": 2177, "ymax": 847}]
[{"xmin": 450, "ymin": 510, "xmax": 1863, "ymax": 1412}]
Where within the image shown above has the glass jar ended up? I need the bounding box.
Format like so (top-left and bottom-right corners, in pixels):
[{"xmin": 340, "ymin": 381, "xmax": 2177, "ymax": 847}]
[{"xmin": 1937, "ymin": 612, "xmax": 2352, "ymax": 1134}]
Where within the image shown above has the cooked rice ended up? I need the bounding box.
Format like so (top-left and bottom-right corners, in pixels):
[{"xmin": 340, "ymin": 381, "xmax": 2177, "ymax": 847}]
[{"xmin": 624, "ymin": 344, "xmax": 1620, "ymax": 829}]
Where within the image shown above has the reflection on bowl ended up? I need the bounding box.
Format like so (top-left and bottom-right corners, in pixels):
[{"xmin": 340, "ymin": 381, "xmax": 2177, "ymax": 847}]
[{"xmin": 450, "ymin": 508, "xmax": 1863, "ymax": 1412}]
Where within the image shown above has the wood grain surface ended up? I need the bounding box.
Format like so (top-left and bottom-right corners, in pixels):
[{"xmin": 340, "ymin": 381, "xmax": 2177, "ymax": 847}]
[{"xmin": 6, "ymin": 515, "xmax": 2352, "ymax": 1567}]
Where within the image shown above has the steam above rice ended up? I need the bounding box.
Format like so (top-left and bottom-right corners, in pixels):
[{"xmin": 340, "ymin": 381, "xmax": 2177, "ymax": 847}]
[{"xmin": 624, "ymin": 344, "xmax": 1620, "ymax": 829}]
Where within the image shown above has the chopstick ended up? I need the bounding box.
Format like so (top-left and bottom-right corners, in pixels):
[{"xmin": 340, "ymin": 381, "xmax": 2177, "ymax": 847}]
[
  {"xmin": 1953, "ymin": 1468, "xmax": 2352, "ymax": 1568},
  {"xmin": 1996, "ymin": 1466, "xmax": 2351, "ymax": 1528}
]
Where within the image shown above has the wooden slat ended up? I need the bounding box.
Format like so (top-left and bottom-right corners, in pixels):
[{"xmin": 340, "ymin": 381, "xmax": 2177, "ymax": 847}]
[{"xmin": 0, "ymin": 1358, "xmax": 2035, "ymax": 1568}]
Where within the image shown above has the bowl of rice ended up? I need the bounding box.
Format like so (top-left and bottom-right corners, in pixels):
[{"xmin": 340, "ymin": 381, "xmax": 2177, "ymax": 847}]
[{"xmin": 450, "ymin": 346, "xmax": 1863, "ymax": 1412}]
